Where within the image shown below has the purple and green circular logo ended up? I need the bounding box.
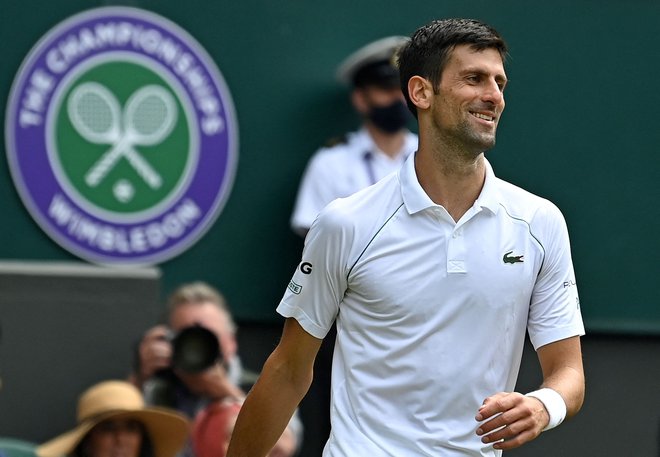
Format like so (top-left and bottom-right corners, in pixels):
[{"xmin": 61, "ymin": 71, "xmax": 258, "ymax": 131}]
[{"xmin": 5, "ymin": 7, "xmax": 238, "ymax": 266}]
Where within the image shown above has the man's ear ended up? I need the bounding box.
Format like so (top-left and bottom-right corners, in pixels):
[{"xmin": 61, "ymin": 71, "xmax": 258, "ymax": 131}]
[
  {"xmin": 407, "ymin": 76, "xmax": 432, "ymax": 112},
  {"xmin": 350, "ymin": 88, "xmax": 369, "ymax": 115}
]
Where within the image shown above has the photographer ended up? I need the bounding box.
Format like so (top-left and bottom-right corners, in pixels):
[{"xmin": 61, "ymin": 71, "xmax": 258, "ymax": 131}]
[
  {"xmin": 137, "ymin": 324, "xmax": 245, "ymax": 411},
  {"xmin": 131, "ymin": 282, "xmax": 246, "ymax": 406},
  {"xmin": 129, "ymin": 282, "xmax": 300, "ymax": 457}
]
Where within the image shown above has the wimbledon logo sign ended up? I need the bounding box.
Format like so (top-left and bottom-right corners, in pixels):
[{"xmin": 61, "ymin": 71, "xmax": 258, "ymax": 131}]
[{"xmin": 5, "ymin": 7, "xmax": 238, "ymax": 266}]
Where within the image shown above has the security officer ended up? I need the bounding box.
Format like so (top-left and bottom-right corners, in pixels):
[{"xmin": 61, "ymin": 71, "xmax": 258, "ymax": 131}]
[{"xmin": 290, "ymin": 36, "xmax": 418, "ymax": 236}]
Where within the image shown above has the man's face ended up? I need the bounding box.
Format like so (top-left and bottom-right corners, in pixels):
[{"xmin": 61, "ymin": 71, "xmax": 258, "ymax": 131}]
[
  {"xmin": 431, "ymin": 44, "xmax": 507, "ymax": 153},
  {"xmin": 353, "ymin": 85, "xmax": 410, "ymax": 133},
  {"xmin": 353, "ymin": 85, "xmax": 405, "ymax": 114},
  {"xmin": 358, "ymin": 85, "xmax": 405, "ymax": 108}
]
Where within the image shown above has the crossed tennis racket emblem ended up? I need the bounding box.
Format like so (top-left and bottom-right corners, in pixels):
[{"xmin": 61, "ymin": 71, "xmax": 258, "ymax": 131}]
[{"xmin": 67, "ymin": 82, "xmax": 178, "ymax": 191}]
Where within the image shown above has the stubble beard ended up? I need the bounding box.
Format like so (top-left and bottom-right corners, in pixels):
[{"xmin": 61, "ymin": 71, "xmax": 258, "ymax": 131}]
[
  {"xmin": 432, "ymin": 99, "xmax": 498, "ymax": 163},
  {"xmin": 457, "ymin": 116, "xmax": 497, "ymax": 155},
  {"xmin": 434, "ymin": 118, "xmax": 497, "ymax": 165}
]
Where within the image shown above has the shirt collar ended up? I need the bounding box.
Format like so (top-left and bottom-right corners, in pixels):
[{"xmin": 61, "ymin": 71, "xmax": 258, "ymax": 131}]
[
  {"xmin": 399, "ymin": 153, "xmax": 502, "ymax": 215},
  {"xmin": 399, "ymin": 152, "xmax": 436, "ymax": 214},
  {"xmin": 475, "ymin": 159, "xmax": 501, "ymax": 215},
  {"xmin": 354, "ymin": 128, "xmax": 375, "ymax": 153},
  {"xmin": 357, "ymin": 127, "xmax": 415, "ymax": 161}
]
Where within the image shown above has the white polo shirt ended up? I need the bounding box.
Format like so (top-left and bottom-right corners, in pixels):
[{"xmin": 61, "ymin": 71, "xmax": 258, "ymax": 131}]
[
  {"xmin": 278, "ymin": 153, "xmax": 584, "ymax": 457},
  {"xmin": 290, "ymin": 127, "xmax": 418, "ymax": 234}
]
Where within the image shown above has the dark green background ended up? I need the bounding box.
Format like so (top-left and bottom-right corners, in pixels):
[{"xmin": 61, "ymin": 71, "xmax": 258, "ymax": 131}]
[{"xmin": 2, "ymin": 0, "xmax": 658, "ymax": 331}]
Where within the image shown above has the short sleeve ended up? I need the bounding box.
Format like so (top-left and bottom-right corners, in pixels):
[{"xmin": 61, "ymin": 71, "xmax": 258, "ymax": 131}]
[
  {"xmin": 279, "ymin": 202, "xmax": 353, "ymax": 339},
  {"xmin": 527, "ymin": 202, "xmax": 585, "ymax": 349}
]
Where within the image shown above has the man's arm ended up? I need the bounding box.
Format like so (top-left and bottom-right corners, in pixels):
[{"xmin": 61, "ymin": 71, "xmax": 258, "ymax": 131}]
[
  {"xmin": 128, "ymin": 325, "xmax": 172, "ymax": 388},
  {"xmin": 475, "ymin": 335, "xmax": 584, "ymax": 451},
  {"xmin": 227, "ymin": 318, "xmax": 323, "ymax": 457}
]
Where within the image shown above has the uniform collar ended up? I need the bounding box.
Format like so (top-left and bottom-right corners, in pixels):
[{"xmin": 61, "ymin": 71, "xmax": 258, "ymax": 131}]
[
  {"xmin": 356, "ymin": 127, "xmax": 416, "ymax": 160},
  {"xmin": 399, "ymin": 153, "xmax": 502, "ymax": 215},
  {"xmin": 354, "ymin": 128, "xmax": 375, "ymax": 153}
]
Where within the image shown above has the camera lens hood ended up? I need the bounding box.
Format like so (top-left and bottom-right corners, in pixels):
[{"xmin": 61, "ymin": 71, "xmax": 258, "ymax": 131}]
[{"xmin": 171, "ymin": 325, "xmax": 221, "ymax": 373}]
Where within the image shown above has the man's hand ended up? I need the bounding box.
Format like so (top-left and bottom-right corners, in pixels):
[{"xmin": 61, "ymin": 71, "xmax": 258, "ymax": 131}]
[
  {"xmin": 475, "ymin": 391, "xmax": 549, "ymax": 451},
  {"xmin": 136, "ymin": 325, "xmax": 172, "ymax": 385},
  {"xmin": 176, "ymin": 363, "xmax": 244, "ymax": 401}
]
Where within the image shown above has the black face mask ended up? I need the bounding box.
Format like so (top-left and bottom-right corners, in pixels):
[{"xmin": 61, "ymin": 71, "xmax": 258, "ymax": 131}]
[{"xmin": 367, "ymin": 99, "xmax": 411, "ymax": 133}]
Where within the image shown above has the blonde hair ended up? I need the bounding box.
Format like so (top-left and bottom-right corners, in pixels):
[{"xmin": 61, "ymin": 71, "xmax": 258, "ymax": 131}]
[{"xmin": 167, "ymin": 282, "xmax": 236, "ymax": 332}]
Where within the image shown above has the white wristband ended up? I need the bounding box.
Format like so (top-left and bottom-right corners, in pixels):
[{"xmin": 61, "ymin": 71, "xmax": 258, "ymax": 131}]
[{"xmin": 525, "ymin": 388, "xmax": 567, "ymax": 431}]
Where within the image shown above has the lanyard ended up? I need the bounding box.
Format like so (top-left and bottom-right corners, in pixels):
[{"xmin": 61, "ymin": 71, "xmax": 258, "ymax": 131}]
[{"xmin": 362, "ymin": 151, "xmax": 377, "ymax": 185}]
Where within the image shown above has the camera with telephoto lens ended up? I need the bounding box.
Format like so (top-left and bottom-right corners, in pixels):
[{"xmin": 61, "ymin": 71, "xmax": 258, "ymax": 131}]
[{"xmin": 142, "ymin": 325, "xmax": 222, "ymax": 408}]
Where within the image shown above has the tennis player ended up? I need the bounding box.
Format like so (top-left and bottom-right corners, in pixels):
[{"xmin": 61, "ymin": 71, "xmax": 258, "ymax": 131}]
[{"xmin": 227, "ymin": 18, "xmax": 585, "ymax": 457}]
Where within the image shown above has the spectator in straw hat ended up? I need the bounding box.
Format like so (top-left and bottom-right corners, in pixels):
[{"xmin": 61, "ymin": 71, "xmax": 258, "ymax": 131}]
[{"xmin": 37, "ymin": 381, "xmax": 189, "ymax": 457}]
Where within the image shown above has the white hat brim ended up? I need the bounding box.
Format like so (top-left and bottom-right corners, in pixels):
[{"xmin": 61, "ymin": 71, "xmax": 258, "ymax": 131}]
[{"xmin": 336, "ymin": 35, "xmax": 410, "ymax": 85}]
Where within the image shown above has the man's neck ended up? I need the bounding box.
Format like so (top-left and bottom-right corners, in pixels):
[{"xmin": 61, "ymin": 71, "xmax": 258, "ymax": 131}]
[
  {"xmin": 365, "ymin": 123, "xmax": 407, "ymax": 158},
  {"xmin": 414, "ymin": 140, "xmax": 487, "ymax": 222}
]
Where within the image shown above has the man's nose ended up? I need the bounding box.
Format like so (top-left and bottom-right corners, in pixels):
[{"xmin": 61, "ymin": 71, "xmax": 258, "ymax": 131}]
[{"xmin": 481, "ymin": 79, "xmax": 504, "ymax": 105}]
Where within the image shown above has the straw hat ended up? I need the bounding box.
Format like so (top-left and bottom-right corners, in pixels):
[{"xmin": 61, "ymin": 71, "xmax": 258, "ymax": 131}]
[{"xmin": 37, "ymin": 381, "xmax": 189, "ymax": 457}]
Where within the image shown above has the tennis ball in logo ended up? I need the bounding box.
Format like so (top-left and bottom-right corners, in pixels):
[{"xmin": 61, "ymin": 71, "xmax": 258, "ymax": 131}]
[
  {"xmin": 53, "ymin": 60, "xmax": 191, "ymax": 215},
  {"xmin": 7, "ymin": 7, "xmax": 239, "ymax": 265}
]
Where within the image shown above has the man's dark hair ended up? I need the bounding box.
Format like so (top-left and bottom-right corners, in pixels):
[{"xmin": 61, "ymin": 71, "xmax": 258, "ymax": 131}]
[{"xmin": 397, "ymin": 18, "xmax": 509, "ymax": 117}]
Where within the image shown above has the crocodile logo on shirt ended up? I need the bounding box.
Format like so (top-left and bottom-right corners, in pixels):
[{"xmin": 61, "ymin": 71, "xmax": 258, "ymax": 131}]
[{"xmin": 503, "ymin": 250, "xmax": 524, "ymax": 264}]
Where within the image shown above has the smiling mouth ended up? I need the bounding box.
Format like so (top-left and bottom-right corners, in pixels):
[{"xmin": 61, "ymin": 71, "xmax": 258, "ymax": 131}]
[{"xmin": 470, "ymin": 111, "xmax": 495, "ymax": 122}]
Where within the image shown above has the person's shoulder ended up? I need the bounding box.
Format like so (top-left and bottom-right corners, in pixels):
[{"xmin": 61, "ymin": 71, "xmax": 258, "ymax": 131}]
[
  {"xmin": 315, "ymin": 130, "xmax": 365, "ymax": 155},
  {"xmin": 322, "ymin": 133, "xmax": 350, "ymax": 148},
  {"xmin": 308, "ymin": 174, "xmax": 402, "ymax": 254},
  {"xmin": 495, "ymin": 177, "xmax": 566, "ymax": 227},
  {"xmin": 305, "ymin": 131, "xmax": 364, "ymax": 171},
  {"xmin": 318, "ymin": 173, "xmax": 402, "ymax": 229},
  {"xmin": 496, "ymin": 177, "xmax": 546, "ymax": 203}
]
